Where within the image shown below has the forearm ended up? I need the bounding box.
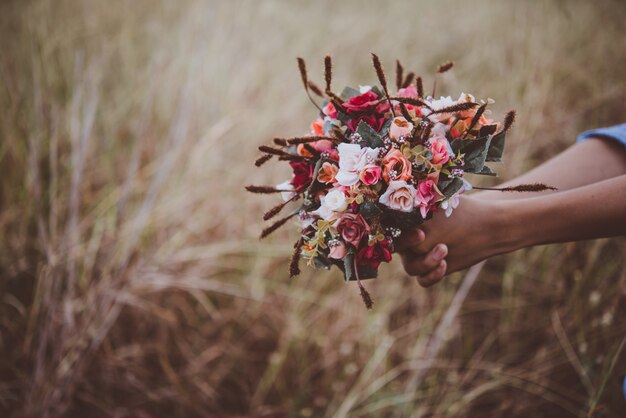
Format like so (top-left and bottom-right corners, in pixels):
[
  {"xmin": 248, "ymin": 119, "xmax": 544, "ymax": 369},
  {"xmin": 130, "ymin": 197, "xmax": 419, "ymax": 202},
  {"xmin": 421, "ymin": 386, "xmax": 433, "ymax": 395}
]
[
  {"xmin": 497, "ymin": 174, "xmax": 626, "ymax": 252},
  {"xmin": 476, "ymin": 138, "xmax": 626, "ymax": 200}
]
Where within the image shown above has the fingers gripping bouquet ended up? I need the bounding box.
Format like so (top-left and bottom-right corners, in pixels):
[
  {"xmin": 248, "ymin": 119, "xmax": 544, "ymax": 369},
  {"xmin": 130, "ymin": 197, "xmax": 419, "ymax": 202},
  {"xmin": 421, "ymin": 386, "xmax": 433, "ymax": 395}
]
[{"xmin": 247, "ymin": 55, "xmax": 552, "ymax": 308}]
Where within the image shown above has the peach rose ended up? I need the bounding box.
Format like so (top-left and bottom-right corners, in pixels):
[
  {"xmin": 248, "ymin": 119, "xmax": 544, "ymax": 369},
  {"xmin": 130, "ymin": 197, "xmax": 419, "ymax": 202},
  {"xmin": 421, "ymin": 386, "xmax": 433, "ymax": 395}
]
[
  {"xmin": 389, "ymin": 116, "xmax": 414, "ymax": 140},
  {"xmin": 328, "ymin": 240, "xmax": 347, "ymax": 259},
  {"xmin": 317, "ymin": 161, "xmax": 339, "ymax": 184},
  {"xmin": 359, "ymin": 164, "xmax": 382, "ymax": 186},
  {"xmin": 379, "ymin": 180, "xmax": 416, "ymax": 212},
  {"xmin": 429, "ymin": 137, "xmax": 450, "ymax": 165},
  {"xmin": 382, "ymin": 148, "xmax": 412, "ymax": 182}
]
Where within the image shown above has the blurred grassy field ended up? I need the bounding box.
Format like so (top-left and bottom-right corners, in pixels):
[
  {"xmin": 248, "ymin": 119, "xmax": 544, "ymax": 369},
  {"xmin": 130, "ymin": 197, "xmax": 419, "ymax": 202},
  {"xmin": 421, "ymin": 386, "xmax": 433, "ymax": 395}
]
[{"xmin": 1, "ymin": 0, "xmax": 626, "ymax": 417}]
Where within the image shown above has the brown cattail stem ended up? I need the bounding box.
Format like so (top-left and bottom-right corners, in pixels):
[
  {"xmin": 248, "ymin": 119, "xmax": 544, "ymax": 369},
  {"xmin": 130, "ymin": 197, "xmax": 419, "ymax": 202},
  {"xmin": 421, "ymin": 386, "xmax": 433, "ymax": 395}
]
[
  {"xmin": 324, "ymin": 55, "xmax": 333, "ymax": 94},
  {"xmin": 263, "ymin": 194, "xmax": 299, "ymax": 221},
  {"xmin": 297, "ymin": 57, "xmax": 323, "ymax": 112},
  {"xmin": 472, "ymin": 183, "xmax": 557, "ymax": 192},
  {"xmin": 402, "ymin": 72, "xmax": 415, "ymax": 89},
  {"xmin": 395, "ymin": 59, "xmax": 404, "ymax": 91},
  {"xmin": 501, "ymin": 110, "xmax": 516, "ymax": 134},
  {"xmin": 307, "ymin": 81, "xmax": 324, "ymax": 97},
  {"xmin": 371, "ymin": 53, "xmax": 396, "ymax": 118},
  {"xmin": 399, "ymin": 103, "xmax": 413, "ymax": 122},
  {"xmin": 260, "ymin": 211, "xmax": 299, "ymax": 239},
  {"xmin": 245, "ymin": 185, "xmax": 292, "ymax": 194},
  {"xmin": 437, "ymin": 61, "xmax": 454, "ymax": 73},
  {"xmin": 354, "ymin": 256, "xmax": 373, "ymax": 310},
  {"xmin": 416, "ymin": 77, "xmax": 424, "ymax": 99},
  {"xmin": 255, "ymin": 154, "xmax": 273, "ymax": 167},
  {"xmin": 274, "ymin": 136, "xmax": 335, "ymax": 145},
  {"xmin": 462, "ymin": 103, "xmax": 487, "ymax": 139},
  {"xmin": 430, "ymin": 102, "xmax": 478, "ymax": 115},
  {"xmin": 390, "ymin": 96, "xmax": 432, "ymax": 111},
  {"xmin": 289, "ymin": 236, "xmax": 305, "ymax": 277}
]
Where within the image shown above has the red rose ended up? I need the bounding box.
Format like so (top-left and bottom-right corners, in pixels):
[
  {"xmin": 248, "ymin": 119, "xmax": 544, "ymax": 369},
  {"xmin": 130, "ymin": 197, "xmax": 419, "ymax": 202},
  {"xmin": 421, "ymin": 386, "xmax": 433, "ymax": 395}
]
[
  {"xmin": 334, "ymin": 213, "xmax": 370, "ymax": 247},
  {"xmin": 344, "ymin": 91, "xmax": 390, "ymax": 132},
  {"xmin": 344, "ymin": 90, "xmax": 380, "ymax": 113},
  {"xmin": 357, "ymin": 240, "xmax": 392, "ymax": 270},
  {"xmin": 347, "ymin": 113, "xmax": 388, "ymax": 132},
  {"xmin": 289, "ymin": 161, "xmax": 313, "ymax": 191}
]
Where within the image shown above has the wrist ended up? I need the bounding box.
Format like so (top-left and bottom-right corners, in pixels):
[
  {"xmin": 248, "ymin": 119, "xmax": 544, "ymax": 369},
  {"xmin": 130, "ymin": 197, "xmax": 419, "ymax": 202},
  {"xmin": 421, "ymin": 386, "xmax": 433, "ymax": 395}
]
[{"xmin": 488, "ymin": 199, "xmax": 528, "ymax": 255}]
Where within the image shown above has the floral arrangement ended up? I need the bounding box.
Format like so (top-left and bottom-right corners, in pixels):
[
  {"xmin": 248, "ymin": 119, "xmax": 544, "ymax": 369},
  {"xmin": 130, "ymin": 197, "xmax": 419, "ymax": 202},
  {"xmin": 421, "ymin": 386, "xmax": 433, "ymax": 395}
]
[{"xmin": 247, "ymin": 55, "xmax": 552, "ymax": 308}]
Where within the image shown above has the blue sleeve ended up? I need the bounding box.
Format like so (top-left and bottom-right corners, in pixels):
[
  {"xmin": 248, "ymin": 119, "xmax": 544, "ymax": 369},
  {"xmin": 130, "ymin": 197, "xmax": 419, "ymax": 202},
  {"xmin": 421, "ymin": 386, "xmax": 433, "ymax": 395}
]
[{"xmin": 577, "ymin": 123, "xmax": 626, "ymax": 147}]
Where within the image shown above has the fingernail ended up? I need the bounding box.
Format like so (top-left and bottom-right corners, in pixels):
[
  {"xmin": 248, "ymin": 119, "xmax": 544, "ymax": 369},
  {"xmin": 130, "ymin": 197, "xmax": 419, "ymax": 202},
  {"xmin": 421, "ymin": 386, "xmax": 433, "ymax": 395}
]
[{"xmin": 433, "ymin": 245, "xmax": 446, "ymax": 261}]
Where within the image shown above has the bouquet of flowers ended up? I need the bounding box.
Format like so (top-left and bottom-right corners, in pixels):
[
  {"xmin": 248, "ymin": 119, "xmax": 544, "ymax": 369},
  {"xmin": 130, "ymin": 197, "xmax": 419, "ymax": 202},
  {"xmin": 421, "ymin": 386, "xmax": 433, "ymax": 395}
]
[{"xmin": 247, "ymin": 55, "xmax": 551, "ymax": 308}]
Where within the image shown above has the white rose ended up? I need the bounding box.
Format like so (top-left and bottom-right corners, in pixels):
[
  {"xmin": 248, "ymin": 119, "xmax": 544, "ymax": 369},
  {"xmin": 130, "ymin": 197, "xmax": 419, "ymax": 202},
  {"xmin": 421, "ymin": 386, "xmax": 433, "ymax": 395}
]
[
  {"xmin": 323, "ymin": 189, "xmax": 348, "ymax": 212},
  {"xmin": 337, "ymin": 143, "xmax": 362, "ymax": 172},
  {"xmin": 336, "ymin": 144, "xmax": 379, "ymax": 186},
  {"xmin": 355, "ymin": 147, "xmax": 379, "ymax": 171},
  {"xmin": 276, "ymin": 180, "xmax": 295, "ymax": 202}
]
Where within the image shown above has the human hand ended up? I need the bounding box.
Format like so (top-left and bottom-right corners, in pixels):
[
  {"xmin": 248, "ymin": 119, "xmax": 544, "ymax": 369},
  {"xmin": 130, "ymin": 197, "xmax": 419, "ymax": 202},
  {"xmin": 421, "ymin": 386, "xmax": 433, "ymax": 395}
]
[{"xmin": 395, "ymin": 196, "xmax": 509, "ymax": 286}]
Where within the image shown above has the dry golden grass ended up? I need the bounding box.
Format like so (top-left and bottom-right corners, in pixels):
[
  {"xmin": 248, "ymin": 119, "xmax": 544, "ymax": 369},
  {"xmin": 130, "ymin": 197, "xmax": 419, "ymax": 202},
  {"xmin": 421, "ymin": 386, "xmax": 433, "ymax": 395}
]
[{"xmin": 1, "ymin": 0, "xmax": 625, "ymax": 417}]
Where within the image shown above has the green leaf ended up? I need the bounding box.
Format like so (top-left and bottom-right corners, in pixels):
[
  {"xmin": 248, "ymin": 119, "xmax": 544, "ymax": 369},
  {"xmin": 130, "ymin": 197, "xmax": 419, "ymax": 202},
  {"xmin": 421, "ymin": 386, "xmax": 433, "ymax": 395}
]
[
  {"xmin": 442, "ymin": 177, "xmax": 464, "ymax": 198},
  {"xmin": 370, "ymin": 85, "xmax": 384, "ymax": 97},
  {"xmin": 356, "ymin": 120, "xmax": 384, "ymax": 148},
  {"xmin": 450, "ymin": 138, "xmax": 464, "ymax": 155},
  {"xmin": 475, "ymin": 165, "xmax": 497, "ymax": 176},
  {"xmin": 378, "ymin": 118, "xmax": 393, "ymax": 137},
  {"xmin": 486, "ymin": 131, "xmax": 505, "ymax": 162},
  {"xmin": 359, "ymin": 201, "xmax": 382, "ymax": 220},
  {"xmin": 356, "ymin": 264, "xmax": 378, "ymax": 280},
  {"xmin": 343, "ymin": 253, "xmax": 355, "ymax": 282},
  {"xmin": 461, "ymin": 135, "xmax": 492, "ymax": 173},
  {"xmin": 340, "ymin": 86, "xmax": 361, "ymax": 101},
  {"xmin": 313, "ymin": 255, "xmax": 333, "ymax": 270}
]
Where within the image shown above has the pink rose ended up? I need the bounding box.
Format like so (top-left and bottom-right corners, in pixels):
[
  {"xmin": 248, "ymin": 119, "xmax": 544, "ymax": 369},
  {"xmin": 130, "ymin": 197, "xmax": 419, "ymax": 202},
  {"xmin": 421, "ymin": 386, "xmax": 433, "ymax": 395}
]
[
  {"xmin": 323, "ymin": 102, "xmax": 337, "ymax": 119},
  {"xmin": 313, "ymin": 139, "xmax": 339, "ymax": 161},
  {"xmin": 389, "ymin": 116, "xmax": 414, "ymax": 140},
  {"xmin": 394, "ymin": 85, "xmax": 423, "ymax": 117},
  {"xmin": 414, "ymin": 179, "xmax": 441, "ymax": 218},
  {"xmin": 430, "ymin": 137, "xmax": 450, "ymax": 165},
  {"xmin": 359, "ymin": 164, "xmax": 382, "ymax": 186},
  {"xmin": 334, "ymin": 213, "xmax": 370, "ymax": 247},
  {"xmin": 310, "ymin": 117, "xmax": 324, "ymax": 135},
  {"xmin": 328, "ymin": 240, "xmax": 347, "ymax": 259},
  {"xmin": 379, "ymin": 180, "xmax": 417, "ymax": 212},
  {"xmin": 397, "ymin": 84, "xmax": 418, "ymax": 98}
]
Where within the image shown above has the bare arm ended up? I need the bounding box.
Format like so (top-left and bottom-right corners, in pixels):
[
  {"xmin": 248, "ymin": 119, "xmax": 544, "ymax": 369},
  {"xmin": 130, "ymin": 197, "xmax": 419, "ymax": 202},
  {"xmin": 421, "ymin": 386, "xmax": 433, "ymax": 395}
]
[
  {"xmin": 399, "ymin": 175, "xmax": 626, "ymax": 286},
  {"xmin": 396, "ymin": 138, "xmax": 626, "ymax": 286},
  {"xmin": 477, "ymin": 138, "xmax": 626, "ymax": 200}
]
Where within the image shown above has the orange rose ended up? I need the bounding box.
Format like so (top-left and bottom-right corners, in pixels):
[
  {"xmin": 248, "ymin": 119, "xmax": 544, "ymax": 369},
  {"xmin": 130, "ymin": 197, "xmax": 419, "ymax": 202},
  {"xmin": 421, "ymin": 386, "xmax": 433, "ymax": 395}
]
[
  {"xmin": 317, "ymin": 162, "xmax": 339, "ymax": 184},
  {"xmin": 310, "ymin": 117, "xmax": 324, "ymax": 135},
  {"xmin": 297, "ymin": 143, "xmax": 314, "ymax": 158},
  {"xmin": 382, "ymin": 148, "xmax": 412, "ymax": 182}
]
